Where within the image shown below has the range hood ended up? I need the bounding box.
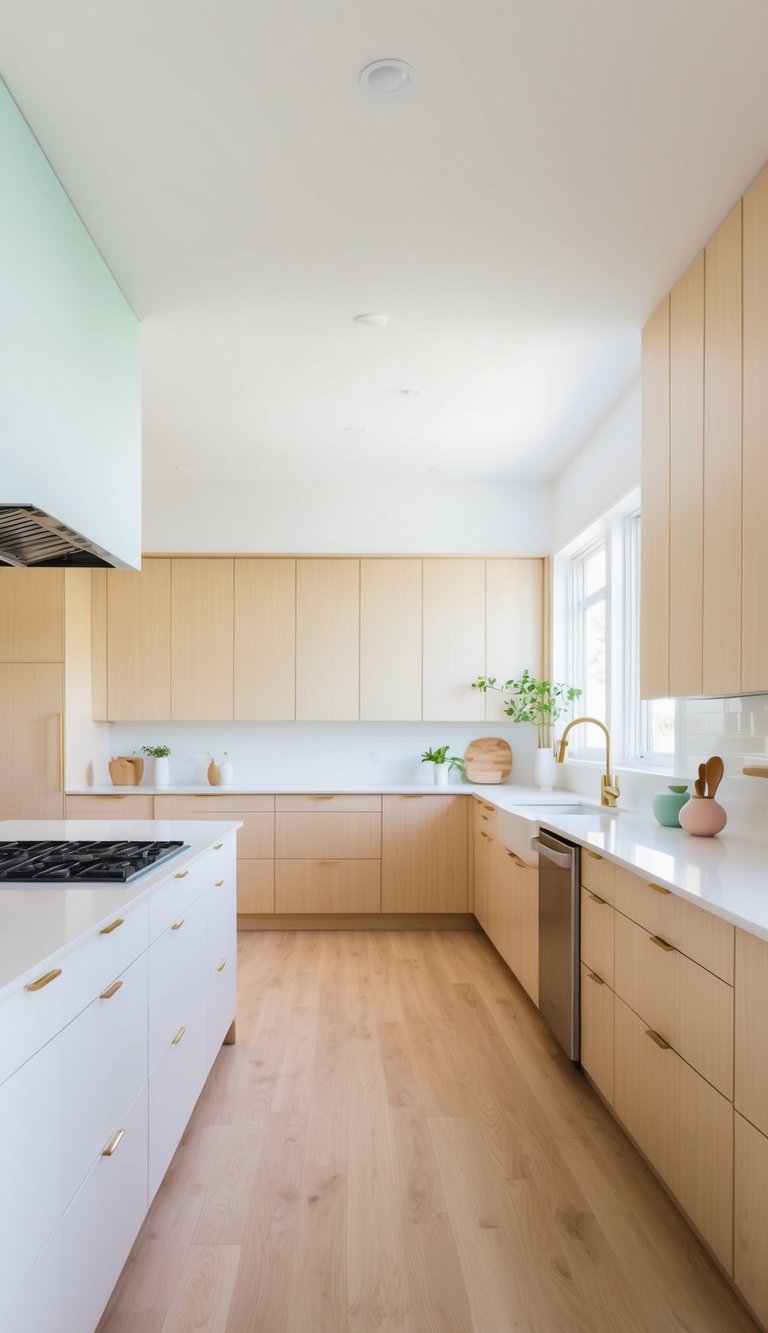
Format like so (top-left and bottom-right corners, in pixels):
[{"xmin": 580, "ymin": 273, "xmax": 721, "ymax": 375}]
[{"xmin": 0, "ymin": 505, "xmax": 126, "ymax": 569}]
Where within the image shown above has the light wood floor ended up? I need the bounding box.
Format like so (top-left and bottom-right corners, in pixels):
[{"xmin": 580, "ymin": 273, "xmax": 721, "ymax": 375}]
[{"xmin": 97, "ymin": 929, "xmax": 758, "ymax": 1333}]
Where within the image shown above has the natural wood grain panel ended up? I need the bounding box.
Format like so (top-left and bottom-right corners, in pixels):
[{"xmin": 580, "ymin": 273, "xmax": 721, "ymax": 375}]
[
  {"xmin": 735, "ymin": 927, "xmax": 768, "ymax": 1138},
  {"xmin": 742, "ymin": 165, "xmax": 768, "ymax": 691},
  {"xmin": 580, "ymin": 886, "xmax": 614, "ymax": 988},
  {"xmin": 669, "ymin": 253, "xmax": 705, "ymax": 697},
  {"xmin": 296, "ymin": 559, "xmax": 359, "ymax": 721},
  {"xmin": 236, "ymin": 860, "xmax": 275, "ymax": 914},
  {"xmin": 640, "ymin": 297, "xmax": 670, "ymax": 700},
  {"xmin": 735, "ymin": 1112, "xmax": 768, "ymax": 1330},
  {"xmin": 580, "ymin": 964, "xmax": 614, "ymax": 1105},
  {"xmin": 422, "ymin": 559, "xmax": 485, "ymax": 721},
  {"xmin": 66, "ymin": 794, "xmax": 155, "ymax": 820},
  {"xmin": 171, "ymin": 559, "xmax": 234, "ymax": 720},
  {"xmin": 360, "ymin": 559, "xmax": 422, "ymax": 721},
  {"xmin": 106, "ymin": 560, "xmax": 171, "ymax": 720},
  {"xmin": 613, "ymin": 863, "xmax": 734, "ymax": 983},
  {"xmin": 91, "ymin": 570, "xmax": 108, "ymax": 721},
  {"xmin": 276, "ymin": 812, "xmax": 380, "ymax": 859},
  {"xmin": 154, "ymin": 794, "xmax": 274, "ymax": 815},
  {"xmin": 275, "ymin": 794, "xmax": 381, "ymax": 813},
  {"xmin": 274, "ymin": 860, "xmax": 381, "ymax": 913},
  {"xmin": 0, "ymin": 568, "xmax": 63, "ymax": 662},
  {"xmin": 0, "ymin": 663, "xmax": 64, "ymax": 818},
  {"xmin": 382, "ymin": 795, "xmax": 469, "ymax": 912},
  {"xmin": 484, "ymin": 558, "xmax": 543, "ymax": 722},
  {"xmin": 703, "ymin": 202, "xmax": 743, "ymax": 695},
  {"xmin": 234, "ymin": 558, "xmax": 296, "ymax": 720}
]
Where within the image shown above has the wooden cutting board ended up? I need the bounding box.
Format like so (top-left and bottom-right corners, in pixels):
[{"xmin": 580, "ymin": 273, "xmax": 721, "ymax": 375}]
[{"xmin": 464, "ymin": 737, "xmax": 513, "ymax": 784}]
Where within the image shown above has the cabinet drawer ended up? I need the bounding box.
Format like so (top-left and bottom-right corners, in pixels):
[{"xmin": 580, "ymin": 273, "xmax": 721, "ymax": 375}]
[
  {"xmin": 156, "ymin": 808, "xmax": 270, "ymax": 858},
  {"xmin": 580, "ymin": 886, "xmax": 614, "ymax": 986},
  {"xmin": 613, "ymin": 864, "xmax": 734, "ymax": 982},
  {"xmin": 0, "ymin": 900, "xmax": 148, "ymax": 1085},
  {"xmin": 580, "ymin": 847, "xmax": 615, "ymax": 902},
  {"xmin": 148, "ymin": 850, "xmax": 210, "ymax": 941},
  {"xmin": 276, "ymin": 793, "xmax": 381, "ymax": 812},
  {"xmin": 275, "ymin": 812, "xmax": 381, "ymax": 859},
  {"xmin": 580, "ymin": 963, "xmax": 614, "ymax": 1105},
  {"xmin": 735, "ymin": 928, "xmax": 768, "ymax": 1137},
  {"xmin": 61, "ymin": 950, "xmax": 148, "ymax": 1206},
  {"xmin": 473, "ymin": 798, "xmax": 499, "ymax": 837},
  {"xmin": 148, "ymin": 892, "xmax": 207, "ymax": 1071},
  {"xmin": 614, "ymin": 995, "xmax": 733, "ymax": 1271},
  {"xmin": 734, "ymin": 1111, "xmax": 768, "ymax": 1331},
  {"xmin": 65, "ymin": 794, "xmax": 155, "ymax": 819},
  {"xmin": 155, "ymin": 793, "xmax": 274, "ymax": 814},
  {"xmin": 275, "ymin": 859, "xmax": 381, "ymax": 913},
  {"xmin": 614, "ymin": 911, "xmax": 733, "ymax": 1097},
  {"xmin": 60, "ymin": 1083, "xmax": 149, "ymax": 1333},
  {"xmin": 207, "ymin": 958, "xmax": 237, "ymax": 1067},
  {"xmin": 207, "ymin": 873, "xmax": 237, "ymax": 975},
  {"xmin": 237, "ymin": 859, "xmax": 275, "ymax": 913},
  {"xmin": 149, "ymin": 988, "xmax": 207, "ymax": 1201}
]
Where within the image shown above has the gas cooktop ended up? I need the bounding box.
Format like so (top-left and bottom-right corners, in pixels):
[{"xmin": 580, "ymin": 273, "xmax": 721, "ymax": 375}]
[{"xmin": 0, "ymin": 839, "xmax": 188, "ymax": 884}]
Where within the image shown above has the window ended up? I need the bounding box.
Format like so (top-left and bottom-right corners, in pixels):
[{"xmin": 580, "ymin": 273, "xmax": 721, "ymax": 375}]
[
  {"xmin": 570, "ymin": 540, "xmax": 608, "ymax": 754},
  {"xmin": 623, "ymin": 511, "xmax": 676, "ymax": 765}
]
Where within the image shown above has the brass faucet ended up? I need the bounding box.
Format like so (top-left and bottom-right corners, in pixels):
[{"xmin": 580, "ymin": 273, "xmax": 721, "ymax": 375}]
[{"xmin": 556, "ymin": 716, "xmax": 621, "ymax": 808}]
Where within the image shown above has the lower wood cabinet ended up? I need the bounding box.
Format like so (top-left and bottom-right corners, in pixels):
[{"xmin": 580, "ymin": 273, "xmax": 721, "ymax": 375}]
[
  {"xmin": 735, "ymin": 927, "xmax": 768, "ymax": 1137},
  {"xmin": 580, "ymin": 963, "xmax": 614, "ymax": 1105},
  {"xmin": 382, "ymin": 795, "xmax": 468, "ymax": 912},
  {"xmin": 735, "ymin": 1111, "xmax": 768, "ymax": 1329},
  {"xmin": 497, "ymin": 847, "xmax": 539, "ymax": 1005},
  {"xmin": 275, "ymin": 859, "xmax": 381, "ymax": 913},
  {"xmin": 66, "ymin": 793, "xmax": 155, "ymax": 820},
  {"xmin": 154, "ymin": 794, "xmax": 274, "ymax": 917}
]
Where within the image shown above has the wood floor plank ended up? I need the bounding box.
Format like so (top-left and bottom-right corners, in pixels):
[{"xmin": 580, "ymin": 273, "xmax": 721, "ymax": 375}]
[
  {"xmin": 159, "ymin": 1245, "xmax": 240, "ymax": 1333},
  {"xmin": 286, "ymin": 1164, "xmax": 347, "ymax": 1333}
]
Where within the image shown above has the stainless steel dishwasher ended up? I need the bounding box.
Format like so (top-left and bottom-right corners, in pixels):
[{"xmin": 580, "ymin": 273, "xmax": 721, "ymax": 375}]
[{"xmin": 534, "ymin": 829, "xmax": 581, "ymax": 1060}]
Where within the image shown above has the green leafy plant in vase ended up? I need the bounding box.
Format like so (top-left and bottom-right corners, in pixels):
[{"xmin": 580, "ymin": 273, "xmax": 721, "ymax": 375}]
[
  {"xmin": 141, "ymin": 743, "xmax": 172, "ymax": 788},
  {"xmin": 470, "ymin": 669, "xmax": 581, "ymax": 790},
  {"xmin": 421, "ymin": 745, "xmax": 466, "ymax": 787}
]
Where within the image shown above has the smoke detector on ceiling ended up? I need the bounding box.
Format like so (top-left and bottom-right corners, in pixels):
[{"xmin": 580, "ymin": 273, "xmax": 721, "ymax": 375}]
[
  {"xmin": 359, "ymin": 60, "xmax": 416, "ymax": 101},
  {"xmin": 354, "ymin": 313, "xmax": 388, "ymax": 327}
]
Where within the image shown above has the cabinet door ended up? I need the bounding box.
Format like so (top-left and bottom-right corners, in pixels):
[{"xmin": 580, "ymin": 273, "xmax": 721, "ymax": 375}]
[
  {"xmin": 296, "ymin": 559, "xmax": 359, "ymax": 720},
  {"xmin": 422, "ymin": 559, "xmax": 485, "ymax": 721},
  {"xmin": 234, "ymin": 558, "xmax": 296, "ymax": 719},
  {"xmin": 640, "ymin": 297, "xmax": 670, "ymax": 700},
  {"xmin": 703, "ymin": 202, "xmax": 742, "ymax": 695},
  {"xmin": 580, "ymin": 964, "xmax": 614, "ymax": 1105},
  {"xmin": 0, "ymin": 568, "xmax": 63, "ymax": 662},
  {"xmin": 735, "ymin": 928, "xmax": 768, "ymax": 1137},
  {"xmin": 0, "ymin": 663, "xmax": 63, "ymax": 817},
  {"xmin": 742, "ymin": 165, "xmax": 768, "ymax": 691},
  {"xmin": 360, "ymin": 558, "xmax": 422, "ymax": 720},
  {"xmin": 668, "ymin": 254, "xmax": 704, "ymax": 697},
  {"xmin": 485, "ymin": 559, "xmax": 543, "ymax": 722},
  {"xmin": 382, "ymin": 795, "xmax": 468, "ymax": 912},
  {"xmin": 106, "ymin": 558, "xmax": 171, "ymax": 719},
  {"xmin": 275, "ymin": 860, "xmax": 381, "ymax": 913},
  {"xmin": 236, "ymin": 860, "xmax": 275, "ymax": 914},
  {"xmin": 735, "ymin": 1111, "xmax": 768, "ymax": 1329},
  {"xmin": 171, "ymin": 559, "xmax": 234, "ymax": 720}
]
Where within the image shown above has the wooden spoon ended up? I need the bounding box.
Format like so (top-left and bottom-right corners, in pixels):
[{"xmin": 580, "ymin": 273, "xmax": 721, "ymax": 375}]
[
  {"xmin": 705, "ymin": 755, "xmax": 724, "ymax": 800},
  {"xmin": 696, "ymin": 762, "xmax": 706, "ymax": 798}
]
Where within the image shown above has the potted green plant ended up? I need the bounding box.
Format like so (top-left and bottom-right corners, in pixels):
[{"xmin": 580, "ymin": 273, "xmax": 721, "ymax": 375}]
[
  {"xmin": 141, "ymin": 743, "xmax": 172, "ymax": 788},
  {"xmin": 470, "ymin": 669, "xmax": 581, "ymax": 790},
  {"xmin": 421, "ymin": 745, "xmax": 466, "ymax": 788}
]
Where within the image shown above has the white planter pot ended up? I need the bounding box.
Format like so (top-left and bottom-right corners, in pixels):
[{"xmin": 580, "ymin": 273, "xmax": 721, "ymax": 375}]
[
  {"xmin": 153, "ymin": 756, "xmax": 170, "ymax": 788},
  {"xmin": 533, "ymin": 746, "xmax": 556, "ymax": 792},
  {"xmin": 433, "ymin": 764, "xmax": 450, "ymax": 787}
]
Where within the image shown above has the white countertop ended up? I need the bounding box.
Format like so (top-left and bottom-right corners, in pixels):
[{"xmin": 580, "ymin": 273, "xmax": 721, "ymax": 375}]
[
  {"xmin": 0, "ymin": 820, "xmax": 241, "ymax": 998},
  {"xmin": 68, "ymin": 782, "xmax": 583, "ymax": 800}
]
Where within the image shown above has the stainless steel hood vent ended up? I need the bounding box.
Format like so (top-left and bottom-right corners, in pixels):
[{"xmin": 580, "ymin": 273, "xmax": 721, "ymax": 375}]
[{"xmin": 0, "ymin": 505, "xmax": 123, "ymax": 568}]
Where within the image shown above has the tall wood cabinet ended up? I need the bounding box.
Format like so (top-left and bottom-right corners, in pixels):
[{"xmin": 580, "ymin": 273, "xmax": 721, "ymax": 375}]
[
  {"xmin": 171, "ymin": 559, "xmax": 234, "ymax": 720},
  {"xmin": 360, "ymin": 559, "xmax": 422, "ymax": 721},
  {"xmin": 234, "ymin": 559, "xmax": 296, "ymax": 720},
  {"xmin": 0, "ymin": 570, "xmax": 65, "ymax": 818},
  {"xmin": 422, "ymin": 559, "xmax": 486, "ymax": 722},
  {"xmin": 295, "ymin": 559, "xmax": 360, "ymax": 721}
]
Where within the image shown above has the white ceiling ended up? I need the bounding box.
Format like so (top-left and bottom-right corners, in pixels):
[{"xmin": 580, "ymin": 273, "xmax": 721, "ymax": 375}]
[{"xmin": 3, "ymin": 0, "xmax": 768, "ymax": 484}]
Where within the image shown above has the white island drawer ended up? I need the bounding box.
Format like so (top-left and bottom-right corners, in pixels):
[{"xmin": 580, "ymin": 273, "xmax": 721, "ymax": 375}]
[
  {"xmin": 148, "ymin": 890, "xmax": 207, "ymax": 1071},
  {"xmin": 149, "ymin": 987, "xmax": 207, "ymax": 1200}
]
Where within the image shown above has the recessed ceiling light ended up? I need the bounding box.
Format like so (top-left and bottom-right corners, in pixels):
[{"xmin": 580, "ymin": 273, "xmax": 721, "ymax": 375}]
[
  {"xmin": 354, "ymin": 313, "xmax": 388, "ymax": 327},
  {"xmin": 359, "ymin": 59, "xmax": 416, "ymax": 101},
  {"xmin": 342, "ymin": 426, "xmax": 368, "ymax": 434},
  {"xmin": 173, "ymin": 465, "xmax": 191, "ymax": 472},
  {"xmin": 395, "ymin": 388, "xmax": 420, "ymax": 396}
]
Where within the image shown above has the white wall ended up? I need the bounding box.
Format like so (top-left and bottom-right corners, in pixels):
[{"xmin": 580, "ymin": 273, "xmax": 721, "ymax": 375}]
[
  {"xmin": 0, "ymin": 80, "xmax": 141, "ymax": 568},
  {"xmin": 552, "ymin": 378, "xmax": 640, "ymax": 551},
  {"xmin": 142, "ymin": 477, "xmax": 552, "ymax": 555}
]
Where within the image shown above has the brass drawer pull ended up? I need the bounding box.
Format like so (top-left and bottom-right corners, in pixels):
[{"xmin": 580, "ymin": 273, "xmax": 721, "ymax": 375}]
[
  {"xmin": 506, "ymin": 851, "xmax": 526, "ymax": 866},
  {"xmin": 101, "ymin": 1128, "xmax": 125, "ymax": 1157},
  {"xmin": 401, "ymin": 794, "xmax": 424, "ymax": 799},
  {"xmin": 217, "ymin": 959, "xmax": 227, "ymax": 972},
  {"xmin": 99, "ymin": 918, "xmax": 125, "ymax": 935},
  {"xmin": 587, "ymin": 892, "xmax": 606, "ymax": 905},
  {"xmin": 214, "ymin": 843, "xmax": 224, "ymax": 849},
  {"xmin": 171, "ymin": 1026, "xmax": 186, "ymax": 1045},
  {"xmin": 25, "ymin": 968, "xmax": 62, "ymax": 992},
  {"xmin": 309, "ymin": 795, "xmax": 334, "ymax": 800},
  {"xmin": 584, "ymin": 850, "xmax": 603, "ymax": 861},
  {"xmin": 649, "ymin": 935, "xmax": 675, "ymax": 952},
  {"xmin": 480, "ymin": 814, "xmax": 490, "ymax": 821},
  {"xmin": 174, "ymin": 870, "xmax": 189, "ymax": 879},
  {"xmin": 214, "ymin": 879, "xmax": 225, "ymax": 887},
  {"xmin": 483, "ymin": 803, "xmax": 495, "ymax": 811},
  {"xmin": 171, "ymin": 918, "xmax": 186, "ymax": 931},
  {"xmin": 645, "ymin": 1028, "xmax": 671, "ymax": 1051},
  {"xmin": 647, "ymin": 881, "xmax": 671, "ymax": 895},
  {"xmin": 99, "ymin": 980, "xmax": 123, "ymax": 1000},
  {"xmin": 587, "ymin": 971, "xmax": 605, "ymax": 986}
]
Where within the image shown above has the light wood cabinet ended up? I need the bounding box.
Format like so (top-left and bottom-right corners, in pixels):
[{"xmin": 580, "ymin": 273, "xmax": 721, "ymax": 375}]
[
  {"xmin": 640, "ymin": 296, "xmax": 670, "ymax": 701},
  {"xmin": 275, "ymin": 793, "xmax": 381, "ymax": 813},
  {"xmin": 236, "ymin": 860, "xmax": 275, "ymax": 914},
  {"xmin": 382, "ymin": 795, "xmax": 469, "ymax": 912},
  {"xmin": 0, "ymin": 664, "xmax": 64, "ymax": 818},
  {"xmin": 0, "ymin": 569, "xmax": 63, "ymax": 663},
  {"xmin": 498, "ymin": 846, "xmax": 539, "ymax": 1005},
  {"xmin": 154, "ymin": 794, "xmax": 274, "ymax": 916},
  {"xmin": 734, "ymin": 1111, "xmax": 768, "ymax": 1329},
  {"xmin": 614, "ymin": 994, "xmax": 733, "ymax": 1271},
  {"xmin": 275, "ymin": 860, "xmax": 381, "ymax": 914},
  {"xmin": 580, "ymin": 848, "xmax": 614, "ymax": 903},
  {"xmin": 360, "ymin": 559, "xmax": 422, "ymax": 720},
  {"xmin": 171, "ymin": 559, "xmax": 234, "ymax": 720},
  {"xmin": 580, "ymin": 963, "xmax": 614, "ymax": 1105},
  {"xmin": 422, "ymin": 560, "xmax": 486, "ymax": 721},
  {"xmin": 613, "ymin": 864, "xmax": 733, "ymax": 983},
  {"xmin": 66, "ymin": 794, "xmax": 154, "ymax": 820},
  {"xmin": 580, "ymin": 886, "xmax": 614, "ymax": 988},
  {"xmin": 234, "ymin": 558, "xmax": 296, "ymax": 720},
  {"xmin": 742, "ymin": 165, "xmax": 768, "ymax": 691},
  {"xmin": 275, "ymin": 811, "xmax": 380, "ymax": 860},
  {"xmin": 703, "ymin": 202, "xmax": 743, "ymax": 695},
  {"xmin": 105, "ymin": 559, "xmax": 171, "ymax": 720},
  {"xmin": 296, "ymin": 559, "xmax": 359, "ymax": 720},
  {"xmin": 735, "ymin": 927, "xmax": 768, "ymax": 1137},
  {"xmin": 484, "ymin": 559, "xmax": 543, "ymax": 721},
  {"xmin": 669, "ymin": 255, "xmax": 704, "ymax": 697}
]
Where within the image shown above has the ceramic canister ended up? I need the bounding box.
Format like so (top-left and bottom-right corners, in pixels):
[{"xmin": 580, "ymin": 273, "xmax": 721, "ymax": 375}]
[
  {"xmin": 652, "ymin": 784, "xmax": 690, "ymax": 828},
  {"xmin": 679, "ymin": 795, "xmax": 727, "ymax": 837}
]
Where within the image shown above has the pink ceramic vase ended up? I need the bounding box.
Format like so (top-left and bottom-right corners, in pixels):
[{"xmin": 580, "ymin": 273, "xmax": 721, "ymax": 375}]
[{"xmin": 679, "ymin": 795, "xmax": 727, "ymax": 837}]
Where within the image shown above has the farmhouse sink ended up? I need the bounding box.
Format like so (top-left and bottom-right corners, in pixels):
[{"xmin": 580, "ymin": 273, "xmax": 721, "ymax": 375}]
[{"xmin": 497, "ymin": 803, "xmax": 619, "ymax": 867}]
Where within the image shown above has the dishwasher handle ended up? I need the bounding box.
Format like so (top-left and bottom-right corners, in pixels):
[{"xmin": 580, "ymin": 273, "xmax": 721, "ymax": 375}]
[{"xmin": 532, "ymin": 839, "xmax": 574, "ymax": 870}]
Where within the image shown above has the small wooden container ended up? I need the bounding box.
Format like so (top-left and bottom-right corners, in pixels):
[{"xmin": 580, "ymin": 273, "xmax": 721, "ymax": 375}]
[{"xmin": 108, "ymin": 756, "xmax": 144, "ymax": 786}]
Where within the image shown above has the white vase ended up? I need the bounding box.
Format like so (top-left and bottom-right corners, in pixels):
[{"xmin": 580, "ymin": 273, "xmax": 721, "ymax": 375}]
[
  {"xmin": 153, "ymin": 755, "xmax": 170, "ymax": 788},
  {"xmin": 533, "ymin": 746, "xmax": 556, "ymax": 791},
  {"xmin": 433, "ymin": 764, "xmax": 450, "ymax": 787},
  {"xmin": 219, "ymin": 761, "xmax": 233, "ymax": 787}
]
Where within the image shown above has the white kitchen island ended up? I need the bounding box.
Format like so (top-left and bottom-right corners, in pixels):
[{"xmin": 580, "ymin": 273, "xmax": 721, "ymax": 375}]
[{"xmin": 0, "ymin": 819, "xmax": 240, "ymax": 1333}]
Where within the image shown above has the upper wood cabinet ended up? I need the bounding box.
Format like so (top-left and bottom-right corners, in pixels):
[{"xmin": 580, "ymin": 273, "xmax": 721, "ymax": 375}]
[
  {"xmin": 668, "ymin": 255, "xmax": 704, "ymax": 698},
  {"xmin": 234, "ymin": 559, "xmax": 296, "ymax": 720},
  {"xmin": 485, "ymin": 559, "xmax": 543, "ymax": 721},
  {"xmin": 360, "ymin": 559, "xmax": 422, "ymax": 721},
  {"xmin": 296, "ymin": 559, "xmax": 359, "ymax": 720},
  {"xmin": 422, "ymin": 559, "xmax": 486, "ymax": 721},
  {"xmin": 742, "ymin": 167, "xmax": 768, "ymax": 692},
  {"xmin": 0, "ymin": 569, "xmax": 63, "ymax": 663},
  {"xmin": 104, "ymin": 559, "xmax": 171, "ymax": 720},
  {"xmin": 640, "ymin": 296, "xmax": 670, "ymax": 701},
  {"xmin": 171, "ymin": 559, "xmax": 234, "ymax": 720}
]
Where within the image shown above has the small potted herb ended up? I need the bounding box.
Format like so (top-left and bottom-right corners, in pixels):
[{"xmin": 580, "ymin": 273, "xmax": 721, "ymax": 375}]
[
  {"xmin": 141, "ymin": 743, "xmax": 172, "ymax": 788},
  {"xmin": 421, "ymin": 745, "xmax": 466, "ymax": 788},
  {"xmin": 471, "ymin": 669, "xmax": 581, "ymax": 790}
]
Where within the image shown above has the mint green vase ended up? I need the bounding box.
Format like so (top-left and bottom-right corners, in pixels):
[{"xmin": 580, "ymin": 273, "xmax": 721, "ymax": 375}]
[{"xmin": 652, "ymin": 784, "xmax": 689, "ymax": 828}]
